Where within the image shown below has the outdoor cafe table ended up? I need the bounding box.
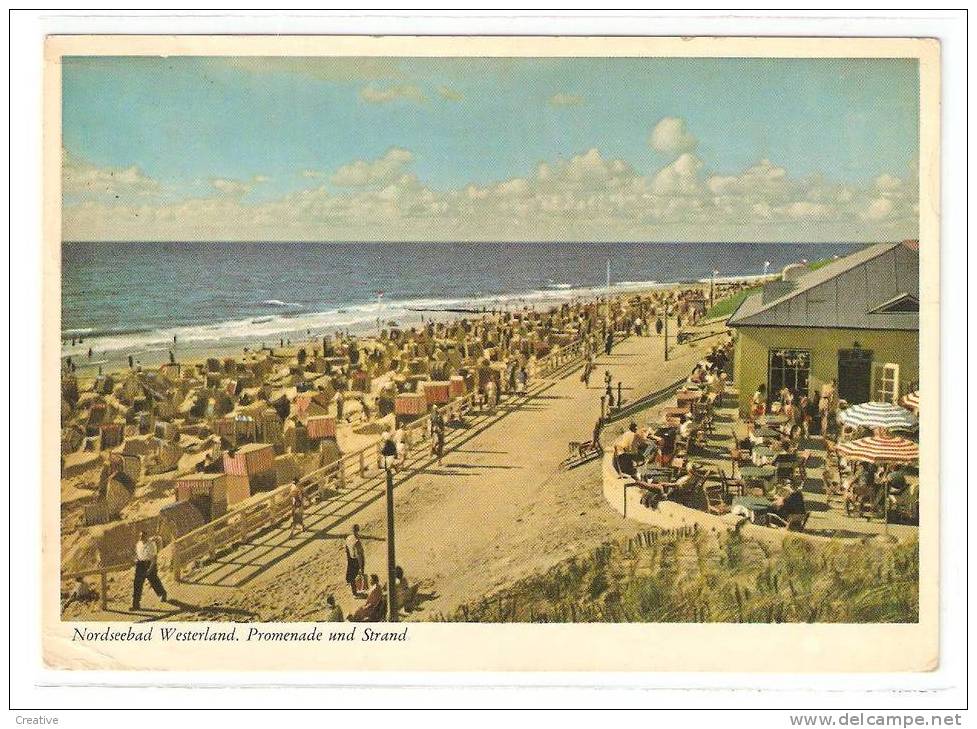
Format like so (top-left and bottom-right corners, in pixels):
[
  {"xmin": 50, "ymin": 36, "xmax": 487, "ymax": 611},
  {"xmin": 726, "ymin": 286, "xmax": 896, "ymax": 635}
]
[
  {"xmin": 640, "ymin": 466, "xmax": 680, "ymax": 484},
  {"xmin": 676, "ymin": 391, "xmax": 700, "ymax": 407},
  {"xmin": 752, "ymin": 445, "xmax": 777, "ymax": 466},
  {"xmin": 664, "ymin": 405, "xmax": 691, "ymax": 419},
  {"xmin": 760, "ymin": 414, "xmax": 788, "ymax": 426},
  {"xmin": 738, "ymin": 465, "xmax": 777, "ymax": 494},
  {"xmin": 732, "ymin": 494, "xmax": 774, "ymax": 525},
  {"xmin": 754, "ymin": 426, "xmax": 782, "ymax": 441}
]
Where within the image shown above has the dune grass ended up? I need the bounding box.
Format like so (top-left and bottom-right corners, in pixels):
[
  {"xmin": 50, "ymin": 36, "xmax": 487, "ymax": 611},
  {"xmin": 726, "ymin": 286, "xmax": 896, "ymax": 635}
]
[
  {"xmin": 441, "ymin": 528, "xmax": 919, "ymax": 623},
  {"xmin": 704, "ymin": 258, "xmax": 835, "ymax": 321},
  {"xmin": 705, "ymin": 286, "xmax": 763, "ymax": 321}
]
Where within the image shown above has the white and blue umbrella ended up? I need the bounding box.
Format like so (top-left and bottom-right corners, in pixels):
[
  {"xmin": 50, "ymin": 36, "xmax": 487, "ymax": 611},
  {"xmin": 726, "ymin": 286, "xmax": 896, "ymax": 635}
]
[{"xmin": 838, "ymin": 401, "xmax": 917, "ymax": 431}]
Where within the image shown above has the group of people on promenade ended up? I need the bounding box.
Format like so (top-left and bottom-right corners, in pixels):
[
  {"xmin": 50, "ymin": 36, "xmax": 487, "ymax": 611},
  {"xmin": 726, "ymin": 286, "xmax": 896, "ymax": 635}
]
[
  {"xmin": 751, "ymin": 379, "xmax": 840, "ymax": 439},
  {"xmin": 332, "ymin": 524, "xmax": 416, "ymax": 622}
]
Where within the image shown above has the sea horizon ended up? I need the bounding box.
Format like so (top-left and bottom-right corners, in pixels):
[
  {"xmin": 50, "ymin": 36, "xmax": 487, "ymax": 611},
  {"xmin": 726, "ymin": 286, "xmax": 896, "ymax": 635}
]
[{"xmin": 62, "ymin": 240, "xmax": 863, "ymax": 360}]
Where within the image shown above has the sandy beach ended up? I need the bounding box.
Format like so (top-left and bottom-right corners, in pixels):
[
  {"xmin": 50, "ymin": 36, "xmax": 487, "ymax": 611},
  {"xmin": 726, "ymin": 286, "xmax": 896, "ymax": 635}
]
[
  {"xmin": 64, "ymin": 324, "xmax": 730, "ymax": 621},
  {"xmin": 60, "ymin": 280, "xmax": 741, "ymax": 621}
]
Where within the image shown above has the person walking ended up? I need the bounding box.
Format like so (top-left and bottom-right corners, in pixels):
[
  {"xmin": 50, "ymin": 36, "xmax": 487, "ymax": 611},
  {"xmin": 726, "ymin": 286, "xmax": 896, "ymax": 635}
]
[
  {"xmin": 288, "ymin": 484, "xmax": 305, "ymax": 537},
  {"xmin": 132, "ymin": 531, "xmax": 167, "ymax": 610},
  {"xmin": 432, "ymin": 422, "xmax": 445, "ymax": 465},
  {"xmin": 344, "ymin": 525, "xmax": 366, "ymax": 596}
]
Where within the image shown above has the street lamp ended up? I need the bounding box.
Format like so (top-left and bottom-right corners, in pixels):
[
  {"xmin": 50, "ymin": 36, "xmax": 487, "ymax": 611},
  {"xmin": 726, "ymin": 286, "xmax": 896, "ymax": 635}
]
[
  {"xmin": 710, "ymin": 270, "xmax": 718, "ymax": 308},
  {"xmin": 664, "ymin": 303, "xmax": 670, "ymax": 362},
  {"xmin": 384, "ymin": 465, "xmax": 398, "ymax": 622}
]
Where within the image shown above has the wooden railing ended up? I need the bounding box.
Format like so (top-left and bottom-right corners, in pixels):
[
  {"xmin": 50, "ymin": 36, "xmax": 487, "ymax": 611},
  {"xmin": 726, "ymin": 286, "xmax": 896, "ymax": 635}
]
[
  {"xmin": 60, "ymin": 561, "xmax": 133, "ymax": 611},
  {"xmin": 168, "ymin": 336, "xmax": 590, "ymax": 581}
]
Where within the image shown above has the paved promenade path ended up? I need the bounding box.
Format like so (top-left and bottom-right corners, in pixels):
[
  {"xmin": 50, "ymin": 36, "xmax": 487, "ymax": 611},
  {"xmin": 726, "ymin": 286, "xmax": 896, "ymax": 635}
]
[{"xmin": 87, "ymin": 324, "xmax": 728, "ymax": 622}]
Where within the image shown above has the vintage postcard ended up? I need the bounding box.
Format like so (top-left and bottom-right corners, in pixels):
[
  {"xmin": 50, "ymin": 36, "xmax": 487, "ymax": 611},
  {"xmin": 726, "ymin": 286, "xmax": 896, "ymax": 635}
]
[{"xmin": 43, "ymin": 34, "xmax": 940, "ymax": 672}]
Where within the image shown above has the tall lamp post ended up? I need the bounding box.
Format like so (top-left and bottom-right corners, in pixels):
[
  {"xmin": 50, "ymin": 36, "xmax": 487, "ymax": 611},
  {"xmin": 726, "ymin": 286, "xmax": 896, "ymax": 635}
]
[
  {"xmin": 384, "ymin": 465, "xmax": 398, "ymax": 622},
  {"xmin": 663, "ymin": 303, "xmax": 670, "ymax": 362},
  {"xmin": 710, "ymin": 270, "xmax": 718, "ymax": 308}
]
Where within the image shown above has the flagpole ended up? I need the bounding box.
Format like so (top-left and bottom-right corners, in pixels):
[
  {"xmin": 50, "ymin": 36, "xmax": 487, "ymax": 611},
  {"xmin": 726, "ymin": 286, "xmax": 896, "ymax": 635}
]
[{"xmin": 377, "ymin": 291, "xmax": 383, "ymax": 336}]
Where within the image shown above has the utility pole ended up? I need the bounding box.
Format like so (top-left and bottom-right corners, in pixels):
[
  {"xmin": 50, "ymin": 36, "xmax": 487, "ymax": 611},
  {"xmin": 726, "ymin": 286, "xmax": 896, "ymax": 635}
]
[
  {"xmin": 384, "ymin": 466, "xmax": 398, "ymax": 622},
  {"xmin": 710, "ymin": 270, "xmax": 718, "ymax": 308},
  {"xmin": 664, "ymin": 304, "xmax": 670, "ymax": 362},
  {"xmin": 377, "ymin": 291, "xmax": 384, "ymax": 336}
]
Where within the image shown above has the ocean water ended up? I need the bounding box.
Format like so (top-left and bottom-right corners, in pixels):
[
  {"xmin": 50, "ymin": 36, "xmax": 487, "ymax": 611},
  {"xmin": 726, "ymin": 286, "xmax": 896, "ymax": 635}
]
[{"xmin": 61, "ymin": 241, "xmax": 861, "ymax": 357}]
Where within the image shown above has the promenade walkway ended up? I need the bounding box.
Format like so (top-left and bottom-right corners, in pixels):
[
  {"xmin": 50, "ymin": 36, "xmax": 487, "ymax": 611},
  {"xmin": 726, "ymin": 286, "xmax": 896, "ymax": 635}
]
[{"xmin": 68, "ymin": 324, "xmax": 728, "ymax": 622}]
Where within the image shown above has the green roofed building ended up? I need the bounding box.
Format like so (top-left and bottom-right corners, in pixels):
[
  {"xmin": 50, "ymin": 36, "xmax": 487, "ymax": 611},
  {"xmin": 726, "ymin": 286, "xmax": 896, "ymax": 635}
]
[{"xmin": 727, "ymin": 241, "xmax": 919, "ymax": 416}]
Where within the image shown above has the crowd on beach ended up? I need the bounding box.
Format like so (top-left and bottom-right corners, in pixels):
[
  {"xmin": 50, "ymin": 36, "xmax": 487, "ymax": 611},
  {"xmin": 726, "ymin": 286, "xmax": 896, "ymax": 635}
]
[{"xmin": 61, "ymin": 282, "xmax": 730, "ymax": 618}]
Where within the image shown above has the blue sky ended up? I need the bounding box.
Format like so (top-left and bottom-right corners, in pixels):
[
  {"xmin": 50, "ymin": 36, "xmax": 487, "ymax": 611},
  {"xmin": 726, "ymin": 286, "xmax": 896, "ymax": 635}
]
[{"xmin": 61, "ymin": 56, "xmax": 920, "ymax": 241}]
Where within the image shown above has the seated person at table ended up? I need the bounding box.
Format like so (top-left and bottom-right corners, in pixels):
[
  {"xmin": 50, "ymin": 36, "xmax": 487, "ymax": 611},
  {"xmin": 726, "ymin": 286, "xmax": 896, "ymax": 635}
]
[
  {"xmin": 884, "ymin": 466, "xmax": 909, "ymax": 496},
  {"xmin": 613, "ymin": 423, "xmax": 639, "ymax": 477},
  {"xmin": 845, "ymin": 461, "xmax": 876, "ymax": 507},
  {"xmin": 772, "ymin": 484, "xmax": 806, "ymax": 520},
  {"xmin": 747, "ymin": 422, "xmax": 765, "ymax": 446},
  {"xmin": 637, "ymin": 428, "xmax": 659, "ymax": 462},
  {"xmin": 874, "ymin": 465, "xmax": 909, "ymax": 514},
  {"xmin": 751, "ymin": 384, "xmax": 767, "ymax": 419},
  {"xmin": 654, "ymin": 426, "xmax": 677, "ymax": 464},
  {"xmin": 678, "ymin": 415, "xmax": 694, "ymax": 441}
]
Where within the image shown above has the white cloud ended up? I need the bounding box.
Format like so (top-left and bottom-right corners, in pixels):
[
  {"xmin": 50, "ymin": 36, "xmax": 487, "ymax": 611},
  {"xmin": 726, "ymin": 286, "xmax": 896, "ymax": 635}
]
[
  {"xmin": 210, "ymin": 175, "xmax": 269, "ymax": 197},
  {"xmin": 863, "ymin": 197, "xmax": 895, "ymax": 220},
  {"xmin": 649, "ymin": 117, "xmax": 698, "ymax": 157},
  {"xmin": 330, "ymin": 148, "xmax": 415, "ymax": 187},
  {"xmin": 359, "ymin": 84, "xmax": 426, "ymax": 104},
  {"xmin": 62, "ymin": 142, "xmax": 919, "ymax": 243},
  {"xmin": 62, "ymin": 149, "xmax": 160, "ymax": 200},
  {"xmin": 875, "ymin": 173, "xmax": 903, "ymax": 192},
  {"xmin": 549, "ymin": 93, "xmax": 584, "ymax": 107},
  {"xmin": 651, "ymin": 153, "xmax": 703, "ymax": 196}
]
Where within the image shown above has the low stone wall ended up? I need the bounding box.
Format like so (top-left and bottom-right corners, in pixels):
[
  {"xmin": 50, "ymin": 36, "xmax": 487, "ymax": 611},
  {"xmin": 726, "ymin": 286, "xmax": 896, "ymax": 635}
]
[
  {"xmin": 600, "ymin": 452, "xmax": 837, "ymax": 546},
  {"xmin": 601, "ymin": 451, "xmax": 742, "ymax": 531}
]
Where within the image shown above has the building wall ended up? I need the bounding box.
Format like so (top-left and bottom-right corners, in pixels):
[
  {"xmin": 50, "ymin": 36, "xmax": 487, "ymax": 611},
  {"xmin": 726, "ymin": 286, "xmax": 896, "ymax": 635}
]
[{"xmin": 733, "ymin": 326, "xmax": 919, "ymax": 415}]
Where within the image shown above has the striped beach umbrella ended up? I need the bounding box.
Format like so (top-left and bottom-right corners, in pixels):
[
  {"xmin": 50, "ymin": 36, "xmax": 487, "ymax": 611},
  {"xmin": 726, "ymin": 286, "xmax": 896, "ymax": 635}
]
[
  {"xmin": 901, "ymin": 390, "xmax": 920, "ymax": 412},
  {"xmin": 837, "ymin": 433, "xmax": 919, "ymax": 464},
  {"xmin": 838, "ymin": 401, "xmax": 917, "ymax": 430}
]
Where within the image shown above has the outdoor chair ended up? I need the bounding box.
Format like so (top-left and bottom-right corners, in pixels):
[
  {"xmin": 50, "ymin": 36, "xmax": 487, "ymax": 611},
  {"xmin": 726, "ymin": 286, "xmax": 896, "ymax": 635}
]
[
  {"xmin": 718, "ymin": 469, "xmax": 746, "ymax": 498},
  {"xmin": 702, "ymin": 482, "xmax": 730, "ymax": 516},
  {"xmin": 728, "ymin": 441, "xmax": 752, "ymax": 475}
]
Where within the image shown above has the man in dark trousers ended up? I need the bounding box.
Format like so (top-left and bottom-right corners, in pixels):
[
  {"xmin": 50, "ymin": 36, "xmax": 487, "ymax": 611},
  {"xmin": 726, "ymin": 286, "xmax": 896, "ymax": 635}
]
[{"xmin": 132, "ymin": 531, "xmax": 168, "ymax": 610}]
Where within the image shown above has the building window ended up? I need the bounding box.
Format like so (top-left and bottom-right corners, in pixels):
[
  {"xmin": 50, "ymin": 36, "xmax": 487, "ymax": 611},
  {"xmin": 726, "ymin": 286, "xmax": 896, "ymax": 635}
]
[
  {"xmin": 768, "ymin": 349, "xmax": 811, "ymax": 399},
  {"xmin": 873, "ymin": 362, "xmax": 900, "ymax": 403}
]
